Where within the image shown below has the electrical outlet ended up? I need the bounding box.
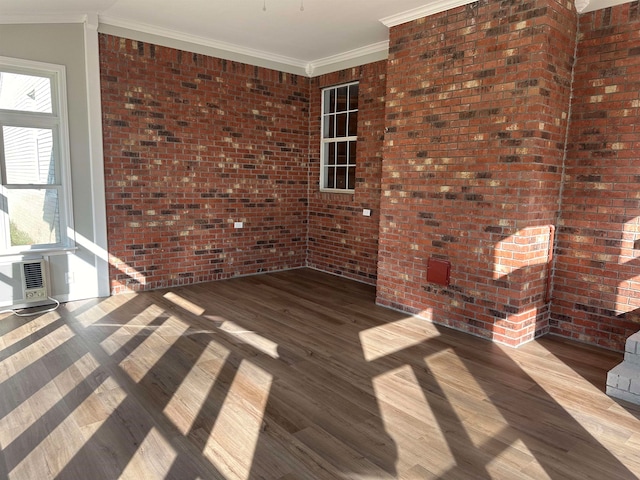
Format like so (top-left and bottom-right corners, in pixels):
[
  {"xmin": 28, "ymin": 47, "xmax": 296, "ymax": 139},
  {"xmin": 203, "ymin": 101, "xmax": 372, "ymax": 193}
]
[
  {"xmin": 363, "ymin": 209, "xmax": 371, "ymax": 217},
  {"xmin": 234, "ymin": 221, "xmax": 243, "ymax": 229}
]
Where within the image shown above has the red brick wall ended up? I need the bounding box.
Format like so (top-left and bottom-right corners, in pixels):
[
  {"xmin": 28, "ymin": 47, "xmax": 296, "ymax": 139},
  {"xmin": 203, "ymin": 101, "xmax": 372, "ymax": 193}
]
[
  {"xmin": 551, "ymin": 2, "xmax": 640, "ymax": 351},
  {"xmin": 98, "ymin": 3, "xmax": 640, "ymax": 353},
  {"xmin": 376, "ymin": 0, "xmax": 577, "ymax": 346},
  {"xmin": 307, "ymin": 63, "xmax": 387, "ymax": 284},
  {"xmin": 100, "ymin": 35, "xmax": 309, "ymax": 293}
]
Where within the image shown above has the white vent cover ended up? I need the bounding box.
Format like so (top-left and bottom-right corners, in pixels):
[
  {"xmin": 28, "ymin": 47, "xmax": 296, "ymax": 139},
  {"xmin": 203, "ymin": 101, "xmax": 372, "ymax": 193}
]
[{"xmin": 21, "ymin": 260, "xmax": 48, "ymax": 303}]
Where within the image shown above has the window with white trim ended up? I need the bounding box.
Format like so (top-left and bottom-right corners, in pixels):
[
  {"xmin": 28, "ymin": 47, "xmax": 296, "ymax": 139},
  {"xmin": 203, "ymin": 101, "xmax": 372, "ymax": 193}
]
[
  {"xmin": 321, "ymin": 82, "xmax": 358, "ymax": 192},
  {"xmin": 0, "ymin": 57, "xmax": 74, "ymax": 254}
]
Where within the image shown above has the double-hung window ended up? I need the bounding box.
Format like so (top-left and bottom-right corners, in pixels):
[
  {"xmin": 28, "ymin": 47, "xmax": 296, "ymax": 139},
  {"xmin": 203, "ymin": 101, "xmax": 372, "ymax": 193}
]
[
  {"xmin": 321, "ymin": 82, "xmax": 358, "ymax": 192},
  {"xmin": 0, "ymin": 57, "xmax": 74, "ymax": 254}
]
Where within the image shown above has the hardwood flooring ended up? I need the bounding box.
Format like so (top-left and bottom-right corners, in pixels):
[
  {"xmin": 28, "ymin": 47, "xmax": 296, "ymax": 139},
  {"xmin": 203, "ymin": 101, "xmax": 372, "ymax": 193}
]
[{"xmin": 0, "ymin": 268, "xmax": 639, "ymax": 479}]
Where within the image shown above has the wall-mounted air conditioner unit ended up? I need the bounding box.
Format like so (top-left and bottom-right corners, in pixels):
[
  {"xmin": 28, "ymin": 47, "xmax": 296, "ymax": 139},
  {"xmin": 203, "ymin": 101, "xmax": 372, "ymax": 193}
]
[{"xmin": 0, "ymin": 259, "xmax": 50, "ymax": 310}]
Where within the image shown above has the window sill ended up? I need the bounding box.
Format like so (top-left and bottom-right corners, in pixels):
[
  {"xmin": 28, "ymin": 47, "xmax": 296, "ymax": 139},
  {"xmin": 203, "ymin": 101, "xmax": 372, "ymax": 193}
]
[
  {"xmin": 319, "ymin": 188, "xmax": 355, "ymax": 195},
  {"xmin": 0, "ymin": 245, "xmax": 78, "ymax": 260}
]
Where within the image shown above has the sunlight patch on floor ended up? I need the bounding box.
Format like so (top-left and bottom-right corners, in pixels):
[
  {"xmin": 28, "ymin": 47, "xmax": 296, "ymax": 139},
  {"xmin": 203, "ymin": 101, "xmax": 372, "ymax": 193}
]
[
  {"xmin": 98, "ymin": 306, "xmax": 191, "ymax": 371},
  {"xmin": 98, "ymin": 304, "xmax": 169, "ymax": 356},
  {"xmin": 120, "ymin": 426, "xmax": 178, "ymax": 479},
  {"xmin": 219, "ymin": 320, "xmax": 280, "ymax": 359},
  {"xmin": 373, "ymin": 364, "xmax": 455, "ymax": 477},
  {"xmin": 0, "ymin": 352, "xmax": 106, "ymax": 448},
  {"xmin": 204, "ymin": 359, "xmax": 273, "ymax": 480},
  {"xmin": 518, "ymin": 355, "xmax": 640, "ymax": 473},
  {"xmin": 119, "ymin": 327, "xmax": 185, "ymax": 384},
  {"xmin": 359, "ymin": 316, "xmax": 440, "ymax": 362},
  {"xmin": 163, "ymin": 348, "xmax": 228, "ymax": 436},
  {"xmin": 0, "ymin": 312, "xmax": 61, "ymax": 350},
  {"xmin": 163, "ymin": 291, "xmax": 206, "ymax": 316},
  {"xmin": 626, "ymin": 431, "xmax": 640, "ymax": 451},
  {"xmin": 425, "ymin": 351, "xmax": 496, "ymax": 408},
  {"xmin": 8, "ymin": 382, "xmax": 109, "ymax": 479},
  {"xmin": 77, "ymin": 386, "xmax": 128, "ymax": 439},
  {"xmin": 1, "ymin": 321, "xmax": 74, "ymax": 378},
  {"xmin": 74, "ymin": 294, "xmax": 135, "ymax": 327},
  {"xmin": 53, "ymin": 351, "xmax": 115, "ymax": 397},
  {"xmin": 26, "ymin": 408, "xmax": 92, "ymax": 477},
  {"xmin": 0, "ymin": 374, "xmax": 60, "ymax": 449},
  {"xmin": 518, "ymin": 359, "xmax": 629, "ymax": 449},
  {"xmin": 486, "ymin": 439, "xmax": 551, "ymax": 479}
]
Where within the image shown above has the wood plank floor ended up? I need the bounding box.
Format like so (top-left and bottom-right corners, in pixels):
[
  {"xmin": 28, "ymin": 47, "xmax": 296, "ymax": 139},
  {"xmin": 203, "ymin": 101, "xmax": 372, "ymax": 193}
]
[{"xmin": 0, "ymin": 268, "xmax": 639, "ymax": 479}]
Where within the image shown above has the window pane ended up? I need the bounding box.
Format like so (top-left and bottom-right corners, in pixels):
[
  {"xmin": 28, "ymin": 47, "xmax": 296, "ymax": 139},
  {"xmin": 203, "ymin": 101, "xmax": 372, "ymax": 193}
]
[
  {"xmin": 7, "ymin": 189, "xmax": 61, "ymax": 246},
  {"xmin": 323, "ymin": 115, "xmax": 335, "ymax": 138},
  {"xmin": 320, "ymin": 84, "xmax": 358, "ymax": 191},
  {"xmin": 349, "ymin": 84, "xmax": 359, "ymax": 110},
  {"xmin": 326, "ymin": 167, "xmax": 335, "ymax": 189},
  {"xmin": 2, "ymin": 126, "xmax": 56, "ymax": 184},
  {"xmin": 327, "ymin": 88, "xmax": 336, "ymax": 113},
  {"xmin": 349, "ymin": 141, "xmax": 357, "ymax": 165},
  {"xmin": 336, "ymin": 113, "xmax": 347, "ymax": 137},
  {"xmin": 336, "ymin": 86, "xmax": 348, "ymax": 112},
  {"xmin": 326, "ymin": 143, "xmax": 336, "ymax": 165},
  {"xmin": 0, "ymin": 72, "xmax": 52, "ymax": 113},
  {"xmin": 348, "ymin": 111, "xmax": 358, "ymax": 137},
  {"xmin": 337, "ymin": 142, "xmax": 347, "ymax": 164},
  {"xmin": 336, "ymin": 167, "xmax": 347, "ymax": 189},
  {"xmin": 323, "ymin": 89, "xmax": 331, "ymax": 114}
]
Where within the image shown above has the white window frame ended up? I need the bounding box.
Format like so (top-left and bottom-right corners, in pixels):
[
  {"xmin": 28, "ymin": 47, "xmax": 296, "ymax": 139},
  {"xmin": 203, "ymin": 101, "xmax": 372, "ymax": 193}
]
[
  {"xmin": 320, "ymin": 82, "xmax": 359, "ymax": 193},
  {"xmin": 0, "ymin": 56, "xmax": 75, "ymax": 255}
]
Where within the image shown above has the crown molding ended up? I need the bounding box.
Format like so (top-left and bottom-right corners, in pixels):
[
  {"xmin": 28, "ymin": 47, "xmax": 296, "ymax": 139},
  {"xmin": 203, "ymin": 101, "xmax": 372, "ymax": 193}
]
[
  {"xmin": 2, "ymin": 0, "xmax": 634, "ymax": 80},
  {"xmin": 307, "ymin": 40, "xmax": 389, "ymax": 77},
  {"xmin": 99, "ymin": 15, "xmax": 310, "ymax": 75},
  {"xmin": 380, "ymin": 0, "xmax": 478, "ymax": 27},
  {"xmin": 98, "ymin": 16, "xmax": 392, "ymax": 77},
  {"xmin": 1, "ymin": 12, "xmax": 391, "ymax": 78}
]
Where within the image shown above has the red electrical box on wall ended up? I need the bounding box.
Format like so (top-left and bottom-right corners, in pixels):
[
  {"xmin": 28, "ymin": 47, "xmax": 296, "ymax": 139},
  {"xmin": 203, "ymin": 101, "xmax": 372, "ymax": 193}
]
[{"xmin": 427, "ymin": 257, "xmax": 451, "ymax": 286}]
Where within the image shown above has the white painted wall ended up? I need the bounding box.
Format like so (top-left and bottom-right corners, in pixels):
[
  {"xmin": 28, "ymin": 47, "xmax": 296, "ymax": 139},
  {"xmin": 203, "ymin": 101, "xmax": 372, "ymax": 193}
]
[{"xmin": 0, "ymin": 22, "xmax": 109, "ymax": 303}]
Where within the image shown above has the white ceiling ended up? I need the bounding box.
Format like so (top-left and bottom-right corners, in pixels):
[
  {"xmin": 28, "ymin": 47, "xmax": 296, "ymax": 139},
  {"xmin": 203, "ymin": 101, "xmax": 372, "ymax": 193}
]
[{"xmin": 0, "ymin": 0, "xmax": 627, "ymax": 77}]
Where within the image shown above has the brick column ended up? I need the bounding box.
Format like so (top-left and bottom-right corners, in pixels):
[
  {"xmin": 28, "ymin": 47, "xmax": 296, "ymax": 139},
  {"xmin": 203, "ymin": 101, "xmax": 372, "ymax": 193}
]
[
  {"xmin": 551, "ymin": 2, "xmax": 640, "ymax": 351},
  {"xmin": 376, "ymin": 0, "xmax": 577, "ymax": 346}
]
